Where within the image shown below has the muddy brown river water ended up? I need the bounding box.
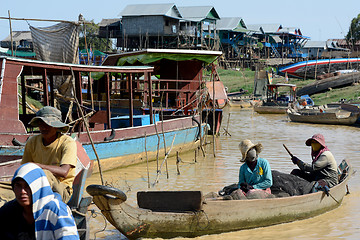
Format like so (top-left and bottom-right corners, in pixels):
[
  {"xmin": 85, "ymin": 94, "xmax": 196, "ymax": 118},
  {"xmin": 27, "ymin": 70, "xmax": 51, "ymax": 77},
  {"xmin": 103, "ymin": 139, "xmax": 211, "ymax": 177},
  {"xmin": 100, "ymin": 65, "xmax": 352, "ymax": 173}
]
[{"xmin": 86, "ymin": 106, "xmax": 360, "ymax": 240}]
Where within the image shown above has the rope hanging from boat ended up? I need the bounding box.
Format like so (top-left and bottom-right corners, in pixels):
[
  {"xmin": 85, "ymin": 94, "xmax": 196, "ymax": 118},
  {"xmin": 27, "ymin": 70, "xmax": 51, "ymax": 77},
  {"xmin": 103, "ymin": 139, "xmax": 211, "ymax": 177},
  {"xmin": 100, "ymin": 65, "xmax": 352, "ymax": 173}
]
[{"xmin": 89, "ymin": 209, "xmax": 107, "ymax": 240}]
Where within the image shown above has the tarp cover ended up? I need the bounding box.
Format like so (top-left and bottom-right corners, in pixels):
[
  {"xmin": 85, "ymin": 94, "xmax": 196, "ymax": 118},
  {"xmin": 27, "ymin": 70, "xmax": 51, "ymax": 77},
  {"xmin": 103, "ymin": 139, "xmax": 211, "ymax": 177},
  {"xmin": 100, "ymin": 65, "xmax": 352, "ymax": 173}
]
[
  {"xmin": 206, "ymin": 81, "xmax": 228, "ymax": 100},
  {"xmin": 30, "ymin": 22, "xmax": 79, "ymax": 63},
  {"xmin": 116, "ymin": 52, "xmax": 218, "ymax": 66}
]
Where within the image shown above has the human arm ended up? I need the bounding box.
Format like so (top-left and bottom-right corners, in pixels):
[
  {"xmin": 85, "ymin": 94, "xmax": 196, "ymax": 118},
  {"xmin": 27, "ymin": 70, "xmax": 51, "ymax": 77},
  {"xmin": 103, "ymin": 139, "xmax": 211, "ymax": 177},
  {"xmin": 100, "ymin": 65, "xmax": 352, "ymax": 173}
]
[
  {"xmin": 238, "ymin": 165, "xmax": 246, "ymax": 188},
  {"xmin": 252, "ymin": 159, "xmax": 273, "ymax": 189},
  {"xmin": 297, "ymin": 153, "xmax": 329, "ymax": 173},
  {"xmin": 35, "ymin": 163, "xmax": 71, "ymax": 178}
]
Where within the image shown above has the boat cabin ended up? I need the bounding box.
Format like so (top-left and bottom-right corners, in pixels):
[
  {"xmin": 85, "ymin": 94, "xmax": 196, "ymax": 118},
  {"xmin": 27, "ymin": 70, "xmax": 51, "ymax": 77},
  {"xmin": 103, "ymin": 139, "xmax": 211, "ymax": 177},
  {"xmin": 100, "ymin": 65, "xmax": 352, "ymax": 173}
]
[
  {"xmin": 102, "ymin": 49, "xmax": 227, "ymax": 112},
  {"xmin": 265, "ymin": 83, "xmax": 296, "ymax": 105},
  {"xmin": 0, "ymin": 56, "xmax": 154, "ymax": 142}
]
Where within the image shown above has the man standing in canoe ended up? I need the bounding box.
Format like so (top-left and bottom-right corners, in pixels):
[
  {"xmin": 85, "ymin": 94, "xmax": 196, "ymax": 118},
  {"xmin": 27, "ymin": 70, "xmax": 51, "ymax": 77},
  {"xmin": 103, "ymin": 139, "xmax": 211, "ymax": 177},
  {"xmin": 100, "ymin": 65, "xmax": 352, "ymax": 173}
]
[
  {"xmin": 21, "ymin": 106, "xmax": 77, "ymax": 203},
  {"xmin": 290, "ymin": 133, "xmax": 338, "ymax": 188}
]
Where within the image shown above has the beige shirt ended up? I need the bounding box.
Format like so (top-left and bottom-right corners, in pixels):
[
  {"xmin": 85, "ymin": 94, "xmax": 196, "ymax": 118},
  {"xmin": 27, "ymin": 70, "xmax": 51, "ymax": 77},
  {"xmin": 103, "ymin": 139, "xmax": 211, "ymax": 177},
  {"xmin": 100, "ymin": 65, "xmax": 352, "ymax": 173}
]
[
  {"xmin": 298, "ymin": 151, "xmax": 338, "ymax": 187},
  {"xmin": 21, "ymin": 134, "xmax": 77, "ymax": 192}
]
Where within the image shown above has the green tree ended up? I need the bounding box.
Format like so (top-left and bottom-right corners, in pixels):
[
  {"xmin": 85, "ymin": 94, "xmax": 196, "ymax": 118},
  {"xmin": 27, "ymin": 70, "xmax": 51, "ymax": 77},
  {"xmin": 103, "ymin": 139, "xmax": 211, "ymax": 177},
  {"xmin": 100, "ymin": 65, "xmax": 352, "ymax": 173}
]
[
  {"xmin": 346, "ymin": 14, "xmax": 360, "ymax": 47},
  {"xmin": 79, "ymin": 20, "xmax": 113, "ymax": 52}
]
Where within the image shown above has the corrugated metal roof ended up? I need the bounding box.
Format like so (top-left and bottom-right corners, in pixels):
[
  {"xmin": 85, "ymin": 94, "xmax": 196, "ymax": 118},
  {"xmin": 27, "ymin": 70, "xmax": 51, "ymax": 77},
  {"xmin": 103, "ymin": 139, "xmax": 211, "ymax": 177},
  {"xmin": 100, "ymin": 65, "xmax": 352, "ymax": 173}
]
[
  {"xmin": 216, "ymin": 17, "xmax": 242, "ymax": 30},
  {"xmin": 99, "ymin": 18, "xmax": 120, "ymax": 27},
  {"xmin": 120, "ymin": 3, "xmax": 182, "ymax": 19},
  {"xmin": 178, "ymin": 6, "xmax": 220, "ymax": 21},
  {"xmin": 303, "ymin": 41, "xmax": 327, "ymax": 49},
  {"xmin": 2, "ymin": 31, "xmax": 32, "ymax": 42},
  {"xmin": 247, "ymin": 24, "xmax": 281, "ymax": 33}
]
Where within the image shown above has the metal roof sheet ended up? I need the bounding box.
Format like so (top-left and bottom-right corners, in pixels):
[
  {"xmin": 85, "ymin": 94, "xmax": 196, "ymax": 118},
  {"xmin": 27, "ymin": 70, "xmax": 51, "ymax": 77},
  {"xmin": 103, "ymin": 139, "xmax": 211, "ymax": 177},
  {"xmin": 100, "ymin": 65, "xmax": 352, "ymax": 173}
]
[
  {"xmin": 303, "ymin": 41, "xmax": 327, "ymax": 48},
  {"xmin": 98, "ymin": 18, "xmax": 120, "ymax": 27},
  {"xmin": 246, "ymin": 24, "xmax": 281, "ymax": 33},
  {"xmin": 177, "ymin": 6, "xmax": 220, "ymax": 21},
  {"xmin": 2, "ymin": 31, "xmax": 32, "ymax": 42},
  {"xmin": 120, "ymin": 3, "xmax": 182, "ymax": 18},
  {"xmin": 216, "ymin": 17, "xmax": 243, "ymax": 30}
]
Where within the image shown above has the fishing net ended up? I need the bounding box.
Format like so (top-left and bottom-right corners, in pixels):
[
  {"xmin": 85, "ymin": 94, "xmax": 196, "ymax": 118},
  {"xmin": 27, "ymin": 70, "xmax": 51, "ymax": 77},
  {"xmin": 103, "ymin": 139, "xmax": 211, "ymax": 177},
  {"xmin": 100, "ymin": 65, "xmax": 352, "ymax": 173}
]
[{"xmin": 271, "ymin": 170, "xmax": 314, "ymax": 196}]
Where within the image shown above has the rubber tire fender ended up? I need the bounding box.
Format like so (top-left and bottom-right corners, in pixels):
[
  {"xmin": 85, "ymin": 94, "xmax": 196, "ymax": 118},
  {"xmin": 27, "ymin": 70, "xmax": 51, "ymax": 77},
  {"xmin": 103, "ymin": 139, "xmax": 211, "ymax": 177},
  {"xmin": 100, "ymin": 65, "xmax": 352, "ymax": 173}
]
[{"xmin": 86, "ymin": 184, "xmax": 127, "ymax": 201}]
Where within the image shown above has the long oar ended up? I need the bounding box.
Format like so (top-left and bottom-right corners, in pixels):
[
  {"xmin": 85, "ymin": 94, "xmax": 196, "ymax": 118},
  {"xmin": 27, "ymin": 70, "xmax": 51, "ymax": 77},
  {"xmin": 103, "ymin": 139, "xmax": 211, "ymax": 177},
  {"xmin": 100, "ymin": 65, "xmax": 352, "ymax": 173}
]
[{"xmin": 283, "ymin": 144, "xmax": 294, "ymax": 158}]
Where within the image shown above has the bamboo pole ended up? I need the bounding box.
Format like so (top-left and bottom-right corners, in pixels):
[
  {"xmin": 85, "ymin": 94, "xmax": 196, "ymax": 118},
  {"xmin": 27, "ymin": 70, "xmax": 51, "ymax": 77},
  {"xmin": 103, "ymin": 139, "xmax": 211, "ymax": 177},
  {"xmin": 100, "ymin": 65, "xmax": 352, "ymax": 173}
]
[
  {"xmin": 0, "ymin": 16, "xmax": 89, "ymax": 24},
  {"xmin": 8, "ymin": 11, "xmax": 14, "ymax": 57},
  {"xmin": 154, "ymin": 134, "xmax": 176, "ymax": 185},
  {"xmin": 314, "ymin": 48, "xmax": 319, "ymax": 80},
  {"xmin": 70, "ymin": 68, "xmax": 105, "ymax": 185},
  {"xmin": 145, "ymin": 133, "xmax": 150, "ymax": 188},
  {"xmin": 198, "ymin": 69, "xmax": 205, "ymax": 157},
  {"xmin": 159, "ymin": 88, "xmax": 169, "ymax": 179},
  {"xmin": 212, "ymin": 66, "xmax": 216, "ymax": 157}
]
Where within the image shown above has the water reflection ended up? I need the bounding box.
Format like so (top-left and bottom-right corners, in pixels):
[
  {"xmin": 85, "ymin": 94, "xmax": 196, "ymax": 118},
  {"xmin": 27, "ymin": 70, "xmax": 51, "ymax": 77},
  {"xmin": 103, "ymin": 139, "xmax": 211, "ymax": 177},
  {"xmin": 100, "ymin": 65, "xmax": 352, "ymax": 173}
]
[{"xmin": 87, "ymin": 107, "xmax": 360, "ymax": 239}]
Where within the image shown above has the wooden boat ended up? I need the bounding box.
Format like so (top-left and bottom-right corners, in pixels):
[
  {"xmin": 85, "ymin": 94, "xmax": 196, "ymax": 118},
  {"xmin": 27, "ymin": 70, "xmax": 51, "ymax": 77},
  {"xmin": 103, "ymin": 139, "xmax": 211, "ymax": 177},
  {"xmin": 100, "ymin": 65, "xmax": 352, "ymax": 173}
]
[
  {"xmin": 0, "ymin": 56, "xmax": 206, "ymax": 173},
  {"xmin": 102, "ymin": 49, "xmax": 228, "ymax": 135},
  {"xmin": 278, "ymin": 58, "xmax": 360, "ymax": 79},
  {"xmin": 287, "ymin": 103, "xmax": 360, "ymax": 125},
  {"xmin": 87, "ymin": 159, "xmax": 352, "ymax": 239},
  {"xmin": 228, "ymin": 98, "xmax": 253, "ymax": 108},
  {"xmin": 253, "ymin": 83, "xmax": 296, "ymax": 114},
  {"xmin": 296, "ymin": 72, "xmax": 360, "ymax": 96}
]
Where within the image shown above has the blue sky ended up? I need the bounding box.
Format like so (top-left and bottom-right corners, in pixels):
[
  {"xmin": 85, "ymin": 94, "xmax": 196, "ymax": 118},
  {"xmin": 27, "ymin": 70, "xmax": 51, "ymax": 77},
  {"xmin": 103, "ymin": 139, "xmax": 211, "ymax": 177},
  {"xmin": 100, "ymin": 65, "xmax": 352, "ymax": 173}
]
[{"xmin": 0, "ymin": 0, "xmax": 359, "ymax": 42}]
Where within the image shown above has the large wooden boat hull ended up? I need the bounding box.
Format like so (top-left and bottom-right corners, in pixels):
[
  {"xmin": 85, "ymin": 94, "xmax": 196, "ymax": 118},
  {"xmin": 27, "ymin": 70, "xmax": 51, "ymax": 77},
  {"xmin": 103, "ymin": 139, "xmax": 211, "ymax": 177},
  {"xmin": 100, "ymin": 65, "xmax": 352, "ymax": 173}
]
[
  {"xmin": 296, "ymin": 72, "xmax": 360, "ymax": 96},
  {"xmin": 87, "ymin": 160, "xmax": 352, "ymax": 239},
  {"xmin": 0, "ymin": 116, "xmax": 204, "ymax": 173},
  {"xmin": 0, "ymin": 56, "xmax": 205, "ymax": 173},
  {"xmin": 279, "ymin": 58, "xmax": 360, "ymax": 79}
]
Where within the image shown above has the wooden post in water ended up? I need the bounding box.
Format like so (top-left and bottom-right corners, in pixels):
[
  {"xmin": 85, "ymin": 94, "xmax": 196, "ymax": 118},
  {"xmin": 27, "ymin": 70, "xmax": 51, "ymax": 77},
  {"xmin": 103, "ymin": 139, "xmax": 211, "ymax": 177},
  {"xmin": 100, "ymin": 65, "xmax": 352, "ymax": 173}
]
[
  {"xmin": 198, "ymin": 69, "xmax": 205, "ymax": 157},
  {"xmin": 314, "ymin": 48, "xmax": 319, "ymax": 80},
  {"xmin": 145, "ymin": 133, "xmax": 150, "ymax": 188},
  {"xmin": 212, "ymin": 67, "xmax": 216, "ymax": 157},
  {"xmin": 303, "ymin": 49, "xmax": 310, "ymax": 80}
]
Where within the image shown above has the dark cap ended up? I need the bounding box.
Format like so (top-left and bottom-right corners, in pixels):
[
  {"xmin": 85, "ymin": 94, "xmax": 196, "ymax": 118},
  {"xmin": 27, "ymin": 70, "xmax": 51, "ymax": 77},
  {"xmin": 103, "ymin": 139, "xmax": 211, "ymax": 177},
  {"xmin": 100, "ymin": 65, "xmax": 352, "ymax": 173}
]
[{"xmin": 29, "ymin": 106, "xmax": 69, "ymax": 133}]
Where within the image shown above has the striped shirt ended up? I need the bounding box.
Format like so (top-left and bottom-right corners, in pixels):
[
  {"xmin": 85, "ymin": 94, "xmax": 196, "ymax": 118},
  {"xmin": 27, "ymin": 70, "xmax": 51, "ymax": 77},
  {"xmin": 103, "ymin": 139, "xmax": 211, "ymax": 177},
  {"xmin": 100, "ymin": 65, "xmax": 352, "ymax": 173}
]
[{"xmin": 12, "ymin": 163, "xmax": 79, "ymax": 240}]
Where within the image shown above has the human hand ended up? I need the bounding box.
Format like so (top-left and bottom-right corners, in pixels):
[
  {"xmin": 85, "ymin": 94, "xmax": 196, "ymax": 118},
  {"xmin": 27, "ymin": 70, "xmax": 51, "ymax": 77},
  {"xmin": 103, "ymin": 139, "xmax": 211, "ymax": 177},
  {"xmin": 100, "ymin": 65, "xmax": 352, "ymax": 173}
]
[
  {"xmin": 291, "ymin": 156, "xmax": 300, "ymax": 164},
  {"xmin": 240, "ymin": 182, "xmax": 253, "ymax": 193}
]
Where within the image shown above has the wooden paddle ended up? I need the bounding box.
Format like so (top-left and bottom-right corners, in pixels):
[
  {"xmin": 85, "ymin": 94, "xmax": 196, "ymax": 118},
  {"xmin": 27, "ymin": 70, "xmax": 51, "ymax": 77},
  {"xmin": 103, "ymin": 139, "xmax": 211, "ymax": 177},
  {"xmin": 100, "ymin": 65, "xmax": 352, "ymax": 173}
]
[{"xmin": 283, "ymin": 144, "xmax": 294, "ymax": 157}]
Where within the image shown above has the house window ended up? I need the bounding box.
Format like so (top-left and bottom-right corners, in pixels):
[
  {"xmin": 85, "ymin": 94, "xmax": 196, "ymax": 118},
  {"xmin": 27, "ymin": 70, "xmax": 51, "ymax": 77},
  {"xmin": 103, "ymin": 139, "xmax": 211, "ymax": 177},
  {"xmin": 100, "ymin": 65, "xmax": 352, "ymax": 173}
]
[{"xmin": 165, "ymin": 20, "xmax": 169, "ymax": 26}]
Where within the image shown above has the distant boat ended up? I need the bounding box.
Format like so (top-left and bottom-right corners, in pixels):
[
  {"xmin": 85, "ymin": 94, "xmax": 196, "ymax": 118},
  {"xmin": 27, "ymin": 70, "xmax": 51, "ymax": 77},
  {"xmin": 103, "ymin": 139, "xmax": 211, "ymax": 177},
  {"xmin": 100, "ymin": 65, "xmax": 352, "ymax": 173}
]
[
  {"xmin": 287, "ymin": 103, "xmax": 360, "ymax": 125},
  {"xmin": 296, "ymin": 72, "xmax": 360, "ymax": 96},
  {"xmin": 279, "ymin": 58, "xmax": 360, "ymax": 79},
  {"xmin": 253, "ymin": 83, "xmax": 296, "ymax": 114}
]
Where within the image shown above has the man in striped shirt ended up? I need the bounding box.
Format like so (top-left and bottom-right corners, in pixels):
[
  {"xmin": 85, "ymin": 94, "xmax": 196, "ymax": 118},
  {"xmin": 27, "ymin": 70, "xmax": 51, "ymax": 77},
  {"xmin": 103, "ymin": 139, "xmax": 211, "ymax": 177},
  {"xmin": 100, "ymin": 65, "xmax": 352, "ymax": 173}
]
[{"xmin": 0, "ymin": 163, "xmax": 79, "ymax": 239}]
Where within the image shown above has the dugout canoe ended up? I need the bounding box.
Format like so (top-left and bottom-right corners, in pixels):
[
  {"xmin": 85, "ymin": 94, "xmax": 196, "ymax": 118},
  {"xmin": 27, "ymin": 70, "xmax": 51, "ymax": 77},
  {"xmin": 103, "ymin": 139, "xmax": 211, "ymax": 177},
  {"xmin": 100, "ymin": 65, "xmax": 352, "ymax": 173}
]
[{"xmin": 87, "ymin": 159, "xmax": 352, "ymax": 239}]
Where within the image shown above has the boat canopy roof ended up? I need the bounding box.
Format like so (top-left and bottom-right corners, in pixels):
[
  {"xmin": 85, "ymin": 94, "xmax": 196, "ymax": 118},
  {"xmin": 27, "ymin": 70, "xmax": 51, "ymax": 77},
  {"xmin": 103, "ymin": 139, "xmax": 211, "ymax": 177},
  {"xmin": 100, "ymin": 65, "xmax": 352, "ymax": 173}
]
[
  {"xmin": 267, "ymin": 83, "xmax": 296, "ymax": 91},
  {"xmin": 103, "ymin": 49, "xmax": 222, "ymax": 66},
  {"xmin": 0, "ymin": 56, "xmax": 154, "ymax": 74}
]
